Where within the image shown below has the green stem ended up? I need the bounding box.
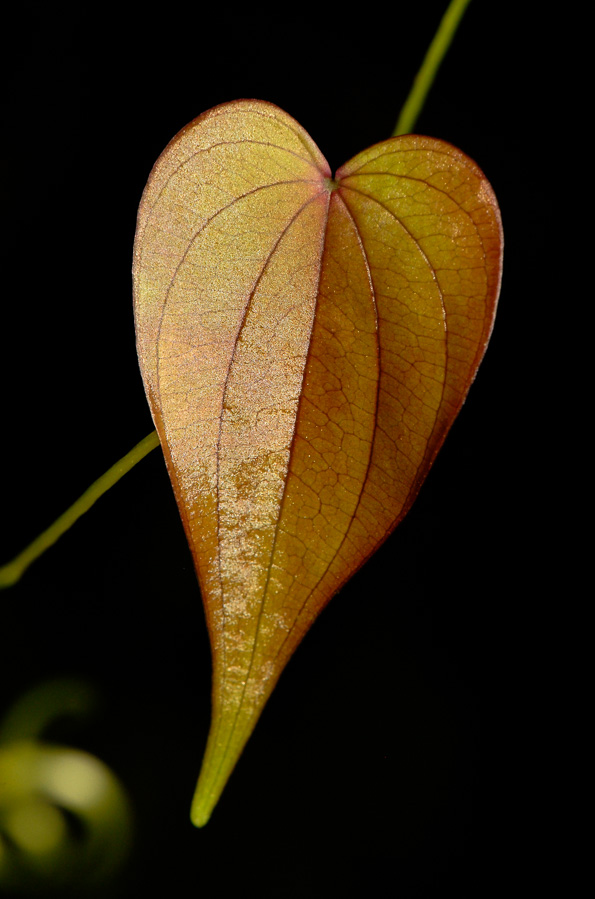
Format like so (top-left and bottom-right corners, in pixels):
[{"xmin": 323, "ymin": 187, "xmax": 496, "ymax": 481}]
[
  {"xmin": 393, "ymin": 0, "xmax": 472, "ymax": 136},
  {"xmin": 0, "ymin": 431, "xmax": 160, "ymax": 588}
]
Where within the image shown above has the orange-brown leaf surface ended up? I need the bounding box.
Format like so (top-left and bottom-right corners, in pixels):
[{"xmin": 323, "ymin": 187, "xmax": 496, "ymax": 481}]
[{"xmin": 132, "ymin": 99, "xmax": 503, "ymax": 825}]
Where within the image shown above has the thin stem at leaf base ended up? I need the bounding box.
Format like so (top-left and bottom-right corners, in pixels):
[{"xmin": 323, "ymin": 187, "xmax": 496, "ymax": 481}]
[
  {"xmin": 393, "ymin": 0, "xmax": 473, "ymax": 136},
  {"xmin": 0, "ymin": 431, "xmax": 160, "ymax": 588}
]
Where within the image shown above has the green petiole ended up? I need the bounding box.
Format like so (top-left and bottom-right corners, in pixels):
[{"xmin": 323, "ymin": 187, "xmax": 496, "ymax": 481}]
[
  {"xmin": 393, "ymin": 0, "xmax": 473, "ymax": 136},
  {"xmin": 0, "ymin": 431, "xmax": 160, "ymax": 588}
]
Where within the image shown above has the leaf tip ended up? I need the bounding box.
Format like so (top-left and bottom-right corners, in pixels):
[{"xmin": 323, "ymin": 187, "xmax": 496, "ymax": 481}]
[
  {"xmin": 190, "ymin": 762, "xmax": 229, "ymax": 827},
  {"xmin": 190, "ymin": 797, "xmax": 212, "ymax": 829},
  {"xmin": 189, "ymin": 740, "xmax": 231, "ymax": 828}
]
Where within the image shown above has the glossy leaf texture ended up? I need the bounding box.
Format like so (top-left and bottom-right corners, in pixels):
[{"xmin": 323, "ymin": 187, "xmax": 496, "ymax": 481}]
[{"xmin": 132, "ymin": 99, "xmax": 503, "ymax": 826}]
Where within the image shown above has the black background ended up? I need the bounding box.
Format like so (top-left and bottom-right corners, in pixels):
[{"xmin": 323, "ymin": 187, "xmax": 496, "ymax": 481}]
[{"xmin": 2, "ymin": 3, "xmax": 553, "ymax": 896}]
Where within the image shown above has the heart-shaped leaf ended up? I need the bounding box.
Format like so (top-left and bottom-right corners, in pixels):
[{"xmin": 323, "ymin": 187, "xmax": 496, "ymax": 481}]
[{"xmin": 132, "ymin": 99, "xmax": 503, "ymax": 825}]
